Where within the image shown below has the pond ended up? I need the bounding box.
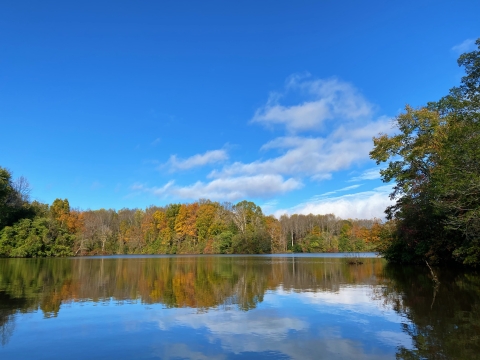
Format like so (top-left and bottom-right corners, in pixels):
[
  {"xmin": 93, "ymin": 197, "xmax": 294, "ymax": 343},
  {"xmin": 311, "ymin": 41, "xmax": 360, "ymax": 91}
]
[{"xmin": 0, "ymin": 254, "xmax": 479, "ymax": 359}]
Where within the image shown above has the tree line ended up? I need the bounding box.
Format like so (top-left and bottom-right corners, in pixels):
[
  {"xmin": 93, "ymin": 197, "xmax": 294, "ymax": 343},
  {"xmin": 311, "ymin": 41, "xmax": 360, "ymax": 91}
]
[{"xmin": 0, "ymin": 173, "xmax": 381, "ymax": 257}]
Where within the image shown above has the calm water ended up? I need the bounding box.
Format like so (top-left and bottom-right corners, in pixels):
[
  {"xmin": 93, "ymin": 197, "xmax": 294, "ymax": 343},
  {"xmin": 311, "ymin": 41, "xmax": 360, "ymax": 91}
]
[{"xmin": 0, "ymin": 255, "xmax": 479, "ymax": 359}]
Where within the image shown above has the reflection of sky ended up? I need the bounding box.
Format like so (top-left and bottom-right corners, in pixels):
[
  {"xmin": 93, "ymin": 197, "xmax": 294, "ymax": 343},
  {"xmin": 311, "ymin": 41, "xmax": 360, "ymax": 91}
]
[
  {"xmin": 277, "ymin": 285, "xmax": 407, "ymax": 323},
  {"xmin": 271, "ymin": 286, "xmax": 413, "ymax": 350},
  {"xmin": 1, "ymin": 285, "xmax": 412, "ymax": 359}
]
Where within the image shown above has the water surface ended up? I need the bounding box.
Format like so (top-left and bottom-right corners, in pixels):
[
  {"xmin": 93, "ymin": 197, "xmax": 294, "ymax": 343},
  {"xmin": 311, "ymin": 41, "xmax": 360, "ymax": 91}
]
[{"xmin": 0, "ymin": 255, "xmax": 479, "ymax": 359}]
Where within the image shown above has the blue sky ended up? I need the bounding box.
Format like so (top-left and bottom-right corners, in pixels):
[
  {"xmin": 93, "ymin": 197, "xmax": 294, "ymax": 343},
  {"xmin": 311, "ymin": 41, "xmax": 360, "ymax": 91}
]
[{"xmin": 1, "ymin": 0, "xmax": 479, "ymax": 218}]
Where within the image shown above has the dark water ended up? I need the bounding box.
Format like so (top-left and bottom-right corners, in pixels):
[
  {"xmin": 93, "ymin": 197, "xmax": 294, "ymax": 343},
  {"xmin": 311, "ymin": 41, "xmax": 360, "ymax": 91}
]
[{"xmin": 0, "ymin": 255, "xmax": 479, "ymax": 359}]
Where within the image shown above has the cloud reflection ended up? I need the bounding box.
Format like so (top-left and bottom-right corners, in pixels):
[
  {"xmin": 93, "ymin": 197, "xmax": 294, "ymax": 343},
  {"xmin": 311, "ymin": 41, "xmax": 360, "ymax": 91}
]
[{"xmin": 147, "ymin": 285, "xmax": 403, "ymax": 359}]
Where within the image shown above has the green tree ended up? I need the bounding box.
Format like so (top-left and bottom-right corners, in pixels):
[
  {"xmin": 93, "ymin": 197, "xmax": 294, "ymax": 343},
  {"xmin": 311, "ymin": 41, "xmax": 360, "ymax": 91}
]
[
  {"xmin": 370, "ymin": 106, "xmax": 451, "ymax": 263},
  {"xmin": 0, "ymin": 168, "xmax": 35, "ymax": 229},
  {"xmin": 231, "ymin": 200, "xmax": 270, "ymax": 253},
  {"xmin": 303, "ymin": 233, "xmax": 326, "ymax": 253},
  {"xmin": 370, "ymin": 38, "xmax": 480, "ymax": 266},
  {"xmin": 427, "ymin": 39, "xmax": 480, "ymax": 265},
  {"xmin": 0, "ymin": 217, "xmax": 74, "ymax": 257},
  {"xmin": 338, "ymin": 220, "xmax": 353, "ymax": 252},
  {"xmin": 212, "ymin": 231, "xmax": 234, "ymax": 254}
]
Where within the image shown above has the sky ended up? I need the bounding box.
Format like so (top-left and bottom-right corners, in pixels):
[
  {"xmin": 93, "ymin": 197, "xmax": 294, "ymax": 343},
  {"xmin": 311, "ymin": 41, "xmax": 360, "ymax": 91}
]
[{"xmin": 1, "ymin": 0, "xmax": 479, "ymax": 219}]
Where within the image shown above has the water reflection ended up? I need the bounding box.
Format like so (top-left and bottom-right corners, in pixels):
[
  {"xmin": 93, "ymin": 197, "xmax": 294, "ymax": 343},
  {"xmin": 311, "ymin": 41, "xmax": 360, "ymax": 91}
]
[
  {"xmin": 377, "ymin": 265, "xmax": 480, "ymax": 359},
  {"xmin": 0, "ymin": 256, "xmax": 479, "ymax": 359}
]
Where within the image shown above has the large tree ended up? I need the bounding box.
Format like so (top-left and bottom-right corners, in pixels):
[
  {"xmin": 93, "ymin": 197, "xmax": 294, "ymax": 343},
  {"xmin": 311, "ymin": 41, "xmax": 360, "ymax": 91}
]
[
  {"xmin": 370, "ymin": 39, "xmax": 480, "ymax": 265},
  {"xmin": 0, "ymin": 167, "xmax": 34, "ymax": 229}
]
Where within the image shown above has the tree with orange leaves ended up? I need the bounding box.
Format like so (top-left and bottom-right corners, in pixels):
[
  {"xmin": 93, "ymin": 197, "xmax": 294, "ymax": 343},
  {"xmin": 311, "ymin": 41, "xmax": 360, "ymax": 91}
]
[{"xmin": 175, "ymin": 203, "xmax": 199, "ymax": 248}]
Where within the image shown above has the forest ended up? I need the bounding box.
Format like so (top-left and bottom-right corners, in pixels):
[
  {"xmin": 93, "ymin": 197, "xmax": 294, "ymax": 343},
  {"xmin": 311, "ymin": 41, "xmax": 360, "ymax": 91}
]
[{"xmin": 0, "ymin": 169, "xmax": 380, "ymax": 257}]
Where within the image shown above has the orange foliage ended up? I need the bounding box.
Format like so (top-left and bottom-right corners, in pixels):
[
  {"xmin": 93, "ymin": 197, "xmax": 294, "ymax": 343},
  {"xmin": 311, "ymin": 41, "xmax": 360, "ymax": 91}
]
[
  {"xmin": 265, "ymin": 216, "xmax": 282, "ymax": 252},
  {"xmin": 66, "ymin": 211, "xmax": 84, "ymax": 233},
  {"xmin": 175, "ymin": 203, "xmax": 199, "ymax": 239}
]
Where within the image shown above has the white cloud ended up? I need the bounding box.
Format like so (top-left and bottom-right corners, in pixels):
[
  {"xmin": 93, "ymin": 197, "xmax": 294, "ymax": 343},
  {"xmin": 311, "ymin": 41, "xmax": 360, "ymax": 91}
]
[
  {"xmin": 310, "ymin": 173, "xmax": 332, "ymax": 181},
  {"xmin": 210, "ymin": 116, "xmax": 392, "ymax": 181},
  {"xmin": 282, "ymin": 286, "xmax": 402, "ymax": 320},
  {"xmin": 348, "ymin": 167, "xmax": 383, "ymax": 182},
  {"xmin": 251, "ymin": 76, "xmax": 373, "ymax": 133},
  {"xmin": 168, "ymin": 149, "xmax": 228, "ymax": 171},
  {"xmin": 144, "ymin": 175, "xmax": 302, "ymax": 201},
  {"xmin": 141, "ymin": 75, "xmax": 396, "ymax": 204},
  {"xmin": 157, "ymin": 309, "xmax": 307, "ymax": 336},
  {"xmin": 335, "ymin": 184, "xmax": 362, "ymax": 192},
  {"xmin": 306, "ymin": 184, "xmax": 363, "ymax": 203},
  {"xmin": 337, "ymin": 184, "xmax": 362, "ymax": 192},
  {"xmin": 275, "ymin": 185, "xmax": 394, "ymax": 219},
  {"xmin": 452, "ymin": 38, "xmax": 476, "ymax": 54}
]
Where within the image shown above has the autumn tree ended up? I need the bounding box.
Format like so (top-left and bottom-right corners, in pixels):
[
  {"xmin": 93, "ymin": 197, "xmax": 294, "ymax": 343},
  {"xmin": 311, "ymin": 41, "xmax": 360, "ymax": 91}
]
[
  {"xmin": 265, "ymin": 215, "xmax": 283, "ymax": 253},
  {"xmin": 175, "ymin": 203, "xmax": 199, "ymax": 251},
  {"xmin": 370, "ymin": 38, "xmax": 480, "ymax": 265}
]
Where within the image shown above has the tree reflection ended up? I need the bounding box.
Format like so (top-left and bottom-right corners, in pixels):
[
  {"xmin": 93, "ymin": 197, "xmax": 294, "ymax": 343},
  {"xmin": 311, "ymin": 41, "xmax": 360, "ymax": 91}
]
[
  {"xmin": 377, "ymin": 265, "xmax": 480, "ymax": 360},
  {"xmin": 0, "ymin": 256, "xmax": 383, "ymax": 344}
]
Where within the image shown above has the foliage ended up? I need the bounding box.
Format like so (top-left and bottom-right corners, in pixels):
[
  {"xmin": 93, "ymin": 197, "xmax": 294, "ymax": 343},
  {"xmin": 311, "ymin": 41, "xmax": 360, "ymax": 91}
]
[
  {"xmin": 0, "ymin": 217, "xmax": 74, "ymax": 257},
  {"xmin": 0, "ymin": 167, "xmax": 36, "ymax": 229},
  {"xmin": 370, "ymin": 38, "xmax": 480, "ymax": 266},
  {"xmin": 0, "ymin": 188, "xmax": 382, "ymax": 256},
  {"xmin": 1, "ymin": 168, "xmax": 385, "ymax": 256},
  {"xmin": 378, "ymin": 264, "xmax": 480, "ymax": 359}
]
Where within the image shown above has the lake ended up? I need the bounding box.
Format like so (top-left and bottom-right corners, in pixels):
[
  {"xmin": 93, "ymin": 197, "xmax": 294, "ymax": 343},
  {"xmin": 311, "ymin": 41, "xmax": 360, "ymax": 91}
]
[{"xmin": 0, "ymin": 254, "xmax": 479, "ymax": 359}]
